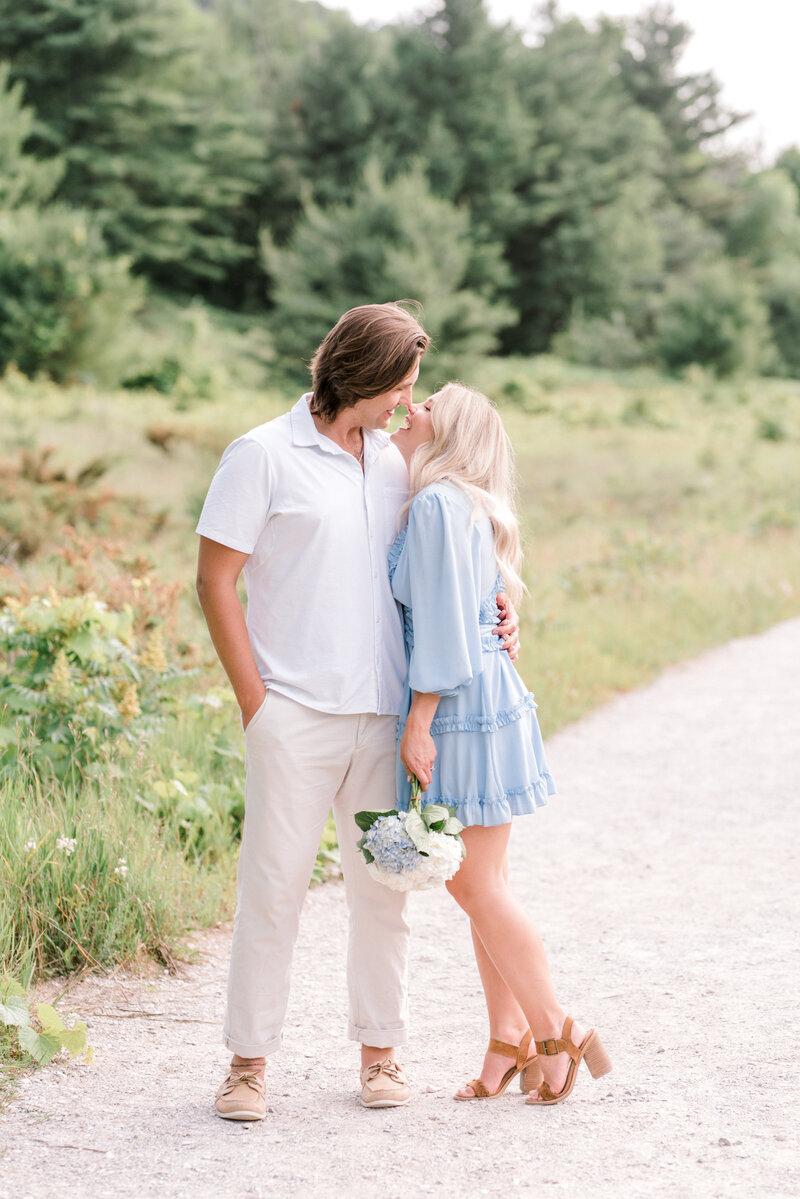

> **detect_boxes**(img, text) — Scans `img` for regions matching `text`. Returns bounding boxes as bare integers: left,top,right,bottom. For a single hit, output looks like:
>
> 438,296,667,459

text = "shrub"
0,205,144,383
762,256,800,378
0,446,166,563
553,309,647,370
0,587,184,781
655,259,772,377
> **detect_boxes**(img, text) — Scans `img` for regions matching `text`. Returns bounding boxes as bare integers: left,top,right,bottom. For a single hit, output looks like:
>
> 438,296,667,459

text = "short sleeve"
195,437,272,554
405,488,483,696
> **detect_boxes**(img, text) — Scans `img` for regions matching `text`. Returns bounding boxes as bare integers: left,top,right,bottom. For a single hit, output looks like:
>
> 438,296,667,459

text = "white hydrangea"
364,815,464,892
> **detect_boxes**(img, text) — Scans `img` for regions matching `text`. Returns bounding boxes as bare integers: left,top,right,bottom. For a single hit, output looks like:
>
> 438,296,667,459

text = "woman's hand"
400,722,437,791
495,592,520,661
400,691,440,790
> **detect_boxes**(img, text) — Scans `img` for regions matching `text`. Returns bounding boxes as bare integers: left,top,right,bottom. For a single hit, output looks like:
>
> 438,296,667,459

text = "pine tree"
617,3,745,213
262,161,513,369
0,62,62,208
502,10,666,353
379,0,532,226
0,0,264,295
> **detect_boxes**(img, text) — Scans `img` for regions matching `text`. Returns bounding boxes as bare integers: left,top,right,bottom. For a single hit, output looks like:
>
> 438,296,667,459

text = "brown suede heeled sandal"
523,1016,612,1106
455,1030,543,1101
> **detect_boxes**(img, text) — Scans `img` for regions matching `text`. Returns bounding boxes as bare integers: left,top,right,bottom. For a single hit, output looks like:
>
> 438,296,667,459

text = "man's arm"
495,593,520,662
196,536,266,729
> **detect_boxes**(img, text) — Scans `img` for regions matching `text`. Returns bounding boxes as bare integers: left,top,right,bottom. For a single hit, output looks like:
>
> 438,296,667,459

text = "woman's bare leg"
447,823,584,1097
455,885,529,1095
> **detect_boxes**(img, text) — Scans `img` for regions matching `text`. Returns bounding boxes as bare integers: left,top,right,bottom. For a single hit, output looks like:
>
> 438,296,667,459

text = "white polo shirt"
196,394,409,716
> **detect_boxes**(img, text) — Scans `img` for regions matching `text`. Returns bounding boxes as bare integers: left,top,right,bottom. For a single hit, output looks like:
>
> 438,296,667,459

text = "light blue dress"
389,481,556,827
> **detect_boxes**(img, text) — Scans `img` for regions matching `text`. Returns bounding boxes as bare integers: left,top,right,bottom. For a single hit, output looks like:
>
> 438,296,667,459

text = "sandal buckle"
540,1038,559,1056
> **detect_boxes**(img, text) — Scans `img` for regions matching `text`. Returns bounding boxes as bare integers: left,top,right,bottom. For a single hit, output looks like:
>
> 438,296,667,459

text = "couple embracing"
195,303,611,1119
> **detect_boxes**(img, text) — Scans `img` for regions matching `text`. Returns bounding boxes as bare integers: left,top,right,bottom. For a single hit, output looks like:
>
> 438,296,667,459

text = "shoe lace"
364,1059,404,1083
223,1070,263,1096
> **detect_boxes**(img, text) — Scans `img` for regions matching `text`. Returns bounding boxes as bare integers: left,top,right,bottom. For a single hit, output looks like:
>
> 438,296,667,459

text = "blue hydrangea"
363,814,419,874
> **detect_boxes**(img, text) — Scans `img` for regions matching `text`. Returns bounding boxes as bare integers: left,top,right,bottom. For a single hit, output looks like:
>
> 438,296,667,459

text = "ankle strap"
535,1017,578,1060
488,1029,532,1069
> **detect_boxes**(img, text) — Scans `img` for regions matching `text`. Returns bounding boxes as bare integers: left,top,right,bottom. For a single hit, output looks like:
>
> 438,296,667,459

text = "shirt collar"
291,393,391,465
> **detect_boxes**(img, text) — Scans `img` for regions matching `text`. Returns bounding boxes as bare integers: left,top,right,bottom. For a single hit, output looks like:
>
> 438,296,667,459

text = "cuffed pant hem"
348,1023,408,1048
222,1031,282,1058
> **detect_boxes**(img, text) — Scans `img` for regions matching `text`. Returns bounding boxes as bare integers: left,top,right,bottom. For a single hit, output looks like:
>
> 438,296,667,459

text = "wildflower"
113,858,128,878
56,837,77,855
139,627,168,674
48,648,73,705
117,683,141,721
24,839,37,851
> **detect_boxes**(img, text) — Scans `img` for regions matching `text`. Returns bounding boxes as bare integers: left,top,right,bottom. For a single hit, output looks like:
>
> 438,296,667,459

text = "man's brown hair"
310,302,430,422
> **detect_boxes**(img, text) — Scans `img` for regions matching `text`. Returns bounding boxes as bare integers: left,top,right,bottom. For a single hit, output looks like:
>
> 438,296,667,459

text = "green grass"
1,355,799,990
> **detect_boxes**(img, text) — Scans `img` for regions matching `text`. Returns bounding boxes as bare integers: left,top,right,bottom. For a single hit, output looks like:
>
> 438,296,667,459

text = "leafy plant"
1,976,90,1067
0,588,185,780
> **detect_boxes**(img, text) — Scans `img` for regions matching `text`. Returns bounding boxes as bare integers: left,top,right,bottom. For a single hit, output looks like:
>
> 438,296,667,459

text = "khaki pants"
223,689,410,1057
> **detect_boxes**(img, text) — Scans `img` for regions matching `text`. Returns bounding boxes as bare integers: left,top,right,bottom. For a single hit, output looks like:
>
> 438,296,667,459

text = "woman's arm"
196,536,266,729
399,691,440,790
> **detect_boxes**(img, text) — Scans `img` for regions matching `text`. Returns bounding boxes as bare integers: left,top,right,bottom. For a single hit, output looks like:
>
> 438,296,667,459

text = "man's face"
352,359,420,430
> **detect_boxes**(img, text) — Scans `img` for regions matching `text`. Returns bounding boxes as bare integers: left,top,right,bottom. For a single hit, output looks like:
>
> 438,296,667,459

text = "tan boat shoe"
360,1058,412,1108
214,1066,267,1121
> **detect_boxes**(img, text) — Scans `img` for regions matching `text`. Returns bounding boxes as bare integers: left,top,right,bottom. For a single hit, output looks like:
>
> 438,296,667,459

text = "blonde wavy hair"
405,382,526,604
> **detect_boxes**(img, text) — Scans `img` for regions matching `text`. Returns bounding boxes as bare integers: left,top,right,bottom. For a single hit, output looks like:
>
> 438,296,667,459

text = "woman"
389,383,612,1105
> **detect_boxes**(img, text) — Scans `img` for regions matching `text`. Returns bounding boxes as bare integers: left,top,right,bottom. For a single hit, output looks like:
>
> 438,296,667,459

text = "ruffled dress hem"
397,770,556,829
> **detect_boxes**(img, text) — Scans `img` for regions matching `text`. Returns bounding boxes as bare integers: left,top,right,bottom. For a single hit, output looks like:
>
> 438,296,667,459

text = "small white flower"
56,837,77,855
25,839,37,851
171,779,188,796
113,862,128,877
202,694,223,710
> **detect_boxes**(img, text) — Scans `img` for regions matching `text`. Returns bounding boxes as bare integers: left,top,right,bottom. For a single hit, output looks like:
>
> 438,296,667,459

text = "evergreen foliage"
0,205,144,381
0,63,62,208
502,11,666,352
0,63,143,380
617,3,745,212
263,161,513,368
0,0,264,292
0,0,796,376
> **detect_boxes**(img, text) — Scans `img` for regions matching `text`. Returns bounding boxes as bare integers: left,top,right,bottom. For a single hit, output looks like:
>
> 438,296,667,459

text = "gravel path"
2,620,799,1199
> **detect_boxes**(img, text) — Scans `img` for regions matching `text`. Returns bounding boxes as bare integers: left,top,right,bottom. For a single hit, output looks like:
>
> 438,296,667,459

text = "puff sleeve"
404,488,484,696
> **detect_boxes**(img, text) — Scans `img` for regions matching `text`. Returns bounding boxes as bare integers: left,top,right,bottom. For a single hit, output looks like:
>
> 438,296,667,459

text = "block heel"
525,1016,612,1106
518,1061,543,1094
583,1030,612,1079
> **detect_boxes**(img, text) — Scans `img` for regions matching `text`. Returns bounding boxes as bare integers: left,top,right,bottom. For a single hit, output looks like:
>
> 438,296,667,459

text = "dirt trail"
1,619,799,1199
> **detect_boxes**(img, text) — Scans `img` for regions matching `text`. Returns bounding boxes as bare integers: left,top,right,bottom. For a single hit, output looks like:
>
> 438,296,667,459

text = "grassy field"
1,356,798,990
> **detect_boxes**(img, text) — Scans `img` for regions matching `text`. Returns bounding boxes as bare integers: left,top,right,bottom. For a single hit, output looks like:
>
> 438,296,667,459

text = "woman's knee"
446,870,503,916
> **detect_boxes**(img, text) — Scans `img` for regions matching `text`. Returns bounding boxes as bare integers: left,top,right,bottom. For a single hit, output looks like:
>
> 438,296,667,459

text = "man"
196,302,517,1119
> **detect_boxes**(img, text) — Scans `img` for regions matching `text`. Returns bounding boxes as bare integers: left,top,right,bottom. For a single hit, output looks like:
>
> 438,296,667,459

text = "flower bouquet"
354,777,466,892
